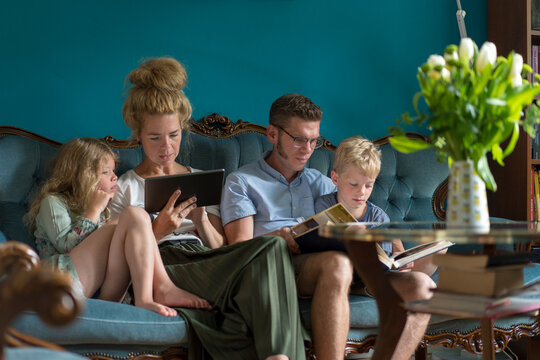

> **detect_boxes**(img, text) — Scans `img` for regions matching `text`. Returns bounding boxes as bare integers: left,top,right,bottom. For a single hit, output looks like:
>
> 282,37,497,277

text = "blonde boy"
316,135,443,274
315,135,393,255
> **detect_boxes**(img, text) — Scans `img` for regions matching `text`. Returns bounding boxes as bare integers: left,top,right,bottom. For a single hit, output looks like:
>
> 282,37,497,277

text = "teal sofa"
1,114,540,359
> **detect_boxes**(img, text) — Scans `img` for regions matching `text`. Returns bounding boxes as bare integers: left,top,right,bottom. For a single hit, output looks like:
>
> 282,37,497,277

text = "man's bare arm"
224,216,255,244
225,217,300,254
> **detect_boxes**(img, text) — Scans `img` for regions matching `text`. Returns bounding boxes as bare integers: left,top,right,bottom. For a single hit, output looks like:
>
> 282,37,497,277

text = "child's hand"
153,190,197,241
86,187,114,223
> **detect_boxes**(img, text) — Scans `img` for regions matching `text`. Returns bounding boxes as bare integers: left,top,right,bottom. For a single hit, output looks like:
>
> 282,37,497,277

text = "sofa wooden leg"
414,346,427,360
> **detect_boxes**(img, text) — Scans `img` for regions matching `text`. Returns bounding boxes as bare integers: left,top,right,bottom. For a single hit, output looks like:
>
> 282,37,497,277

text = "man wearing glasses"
221,93,351,359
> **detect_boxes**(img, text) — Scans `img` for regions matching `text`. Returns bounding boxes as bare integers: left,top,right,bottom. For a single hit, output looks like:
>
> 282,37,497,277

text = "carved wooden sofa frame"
1,114,539,359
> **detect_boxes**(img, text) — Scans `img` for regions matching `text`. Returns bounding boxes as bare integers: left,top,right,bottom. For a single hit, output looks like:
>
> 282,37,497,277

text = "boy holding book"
315,135,442,288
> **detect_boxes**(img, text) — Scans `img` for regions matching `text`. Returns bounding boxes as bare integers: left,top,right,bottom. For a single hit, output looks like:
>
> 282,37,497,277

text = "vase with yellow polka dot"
447,160,490,231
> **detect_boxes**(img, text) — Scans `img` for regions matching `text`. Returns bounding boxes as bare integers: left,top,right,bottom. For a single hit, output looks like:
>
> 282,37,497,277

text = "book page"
290,218,319,237
375,243,393,269
392,240,454,269
393,242,443,260
291,203,356,238
323,204,357,223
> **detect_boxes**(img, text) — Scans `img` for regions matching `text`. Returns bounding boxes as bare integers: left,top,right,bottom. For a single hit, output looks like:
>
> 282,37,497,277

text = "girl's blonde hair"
122,57,193,136
26,138,118,230
333,135,381,178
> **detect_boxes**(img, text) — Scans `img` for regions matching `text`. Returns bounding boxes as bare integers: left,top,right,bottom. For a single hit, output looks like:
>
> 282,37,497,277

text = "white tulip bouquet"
390,38,540,191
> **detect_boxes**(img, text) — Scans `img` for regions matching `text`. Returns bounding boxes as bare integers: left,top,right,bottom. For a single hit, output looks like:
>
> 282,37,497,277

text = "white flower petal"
459,38,474,62
428,54,446,68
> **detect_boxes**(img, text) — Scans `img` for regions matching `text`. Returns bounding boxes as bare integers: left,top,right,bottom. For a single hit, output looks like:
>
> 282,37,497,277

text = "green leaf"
501,123,520,158
491,144,503,165
476,156,497,191
388,136,431,153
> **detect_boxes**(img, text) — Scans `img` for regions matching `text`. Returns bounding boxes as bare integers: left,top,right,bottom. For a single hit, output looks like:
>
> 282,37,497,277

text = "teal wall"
1,0,487,145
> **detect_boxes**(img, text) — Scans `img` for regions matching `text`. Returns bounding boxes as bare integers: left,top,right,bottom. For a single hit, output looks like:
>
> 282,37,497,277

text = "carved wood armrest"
0,242,85,359
0,241,40,276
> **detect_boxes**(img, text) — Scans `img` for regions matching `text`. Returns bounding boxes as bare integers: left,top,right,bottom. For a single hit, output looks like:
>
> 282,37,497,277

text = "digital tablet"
144,169,225,213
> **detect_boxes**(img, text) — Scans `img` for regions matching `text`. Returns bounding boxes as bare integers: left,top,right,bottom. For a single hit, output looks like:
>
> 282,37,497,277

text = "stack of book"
435,252,532,297
411,252,540,317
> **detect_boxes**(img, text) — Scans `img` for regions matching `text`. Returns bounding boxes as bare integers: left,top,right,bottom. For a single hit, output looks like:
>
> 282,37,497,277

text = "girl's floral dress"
34,195,107,296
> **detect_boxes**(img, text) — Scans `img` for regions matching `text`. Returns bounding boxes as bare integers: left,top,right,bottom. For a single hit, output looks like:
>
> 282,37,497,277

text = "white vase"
446,160,490,231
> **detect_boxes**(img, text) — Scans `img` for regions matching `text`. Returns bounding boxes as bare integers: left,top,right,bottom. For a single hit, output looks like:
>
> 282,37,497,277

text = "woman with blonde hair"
109,57,309,360
27,137,210,318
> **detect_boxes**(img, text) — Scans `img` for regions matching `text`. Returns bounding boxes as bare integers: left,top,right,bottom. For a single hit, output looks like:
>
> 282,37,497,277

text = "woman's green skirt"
160,235,310,360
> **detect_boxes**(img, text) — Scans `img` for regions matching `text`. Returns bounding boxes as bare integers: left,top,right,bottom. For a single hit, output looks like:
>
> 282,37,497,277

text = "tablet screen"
144,169,225,213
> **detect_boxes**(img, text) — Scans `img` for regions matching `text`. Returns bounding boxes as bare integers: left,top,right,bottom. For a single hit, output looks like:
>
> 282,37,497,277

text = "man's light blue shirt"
221,153,336,237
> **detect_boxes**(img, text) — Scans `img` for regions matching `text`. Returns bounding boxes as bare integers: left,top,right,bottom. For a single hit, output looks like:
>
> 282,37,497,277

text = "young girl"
26,137,210,317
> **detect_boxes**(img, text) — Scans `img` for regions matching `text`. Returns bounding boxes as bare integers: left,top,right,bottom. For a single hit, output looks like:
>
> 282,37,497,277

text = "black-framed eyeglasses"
276,125,324,149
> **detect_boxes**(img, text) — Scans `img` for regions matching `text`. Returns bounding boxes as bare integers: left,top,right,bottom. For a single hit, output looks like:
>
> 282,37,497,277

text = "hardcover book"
405,296,540,318
432,252,533,269
427,290,512,313
437,264,527,297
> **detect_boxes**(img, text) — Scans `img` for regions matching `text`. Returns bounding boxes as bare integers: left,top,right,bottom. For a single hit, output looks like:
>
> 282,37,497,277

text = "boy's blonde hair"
333,135,381,178
122,57,192,137
26,138,118,230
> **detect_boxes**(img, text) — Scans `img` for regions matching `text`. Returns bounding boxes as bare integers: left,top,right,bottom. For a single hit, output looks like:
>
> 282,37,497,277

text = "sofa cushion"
5,348,88,360
0,135,58,206
0,202,33,246
12,298,188,346
371,147,448,222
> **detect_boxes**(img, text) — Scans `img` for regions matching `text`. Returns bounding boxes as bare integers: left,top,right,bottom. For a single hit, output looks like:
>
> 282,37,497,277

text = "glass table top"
318,221,540,244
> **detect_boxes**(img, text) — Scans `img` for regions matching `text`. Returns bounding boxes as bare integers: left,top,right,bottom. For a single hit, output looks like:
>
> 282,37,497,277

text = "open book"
290,202,357,238
291,202,454,270
376,240,454,270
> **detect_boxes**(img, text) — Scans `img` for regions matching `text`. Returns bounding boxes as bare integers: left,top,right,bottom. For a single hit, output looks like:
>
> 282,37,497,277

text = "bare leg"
71,220,122,298
386,271,434,360
296,252,353,360
73,206,209,316
266,356,288,360
113,207,210,314
96,215,130,302
152,239,212,310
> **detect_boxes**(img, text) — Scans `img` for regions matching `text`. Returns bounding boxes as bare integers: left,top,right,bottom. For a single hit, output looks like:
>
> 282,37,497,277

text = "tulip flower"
510,53,523,75
444,45,458,62
441,67,451,82
476,42,497,72
459,38,474,62
427,54,445,68
509,72,523,88
390,38,540,192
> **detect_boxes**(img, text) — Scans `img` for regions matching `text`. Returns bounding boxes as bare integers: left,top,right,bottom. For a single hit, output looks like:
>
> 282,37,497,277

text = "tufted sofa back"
0,114,448,249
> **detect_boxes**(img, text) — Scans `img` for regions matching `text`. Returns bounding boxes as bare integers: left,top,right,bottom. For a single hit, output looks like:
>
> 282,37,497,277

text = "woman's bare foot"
155,282,212,310
135,300,178,317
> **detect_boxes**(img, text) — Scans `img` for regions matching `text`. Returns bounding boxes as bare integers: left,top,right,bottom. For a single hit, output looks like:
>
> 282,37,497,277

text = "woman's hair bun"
128,57,187,91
